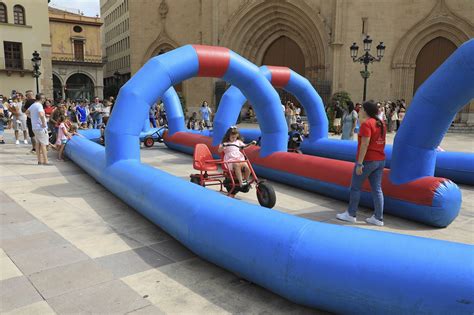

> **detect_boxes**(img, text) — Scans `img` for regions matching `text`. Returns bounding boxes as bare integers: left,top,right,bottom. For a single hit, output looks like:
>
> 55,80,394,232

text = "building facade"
49,7,103,101
0,0,52,97
101,0,473,121
100,0,130,97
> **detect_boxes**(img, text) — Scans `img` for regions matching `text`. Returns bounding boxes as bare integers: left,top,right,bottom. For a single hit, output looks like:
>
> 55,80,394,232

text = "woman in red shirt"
337,101,386,226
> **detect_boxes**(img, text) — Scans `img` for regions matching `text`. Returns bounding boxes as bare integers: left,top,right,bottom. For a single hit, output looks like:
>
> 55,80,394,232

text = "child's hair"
58,115,66,122
222,126,243,143
70,124,78,133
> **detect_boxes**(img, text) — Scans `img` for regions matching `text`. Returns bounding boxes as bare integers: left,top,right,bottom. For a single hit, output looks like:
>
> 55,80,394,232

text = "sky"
49,0,101,17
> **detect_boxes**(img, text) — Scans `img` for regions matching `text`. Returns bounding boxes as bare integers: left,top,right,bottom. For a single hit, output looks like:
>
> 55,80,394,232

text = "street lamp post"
31,51,42,94
350,35,386,102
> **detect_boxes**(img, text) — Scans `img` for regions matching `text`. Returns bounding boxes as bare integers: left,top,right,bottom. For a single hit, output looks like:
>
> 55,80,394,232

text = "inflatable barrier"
212,63,474,185
164,132,461,227
66,44,474,313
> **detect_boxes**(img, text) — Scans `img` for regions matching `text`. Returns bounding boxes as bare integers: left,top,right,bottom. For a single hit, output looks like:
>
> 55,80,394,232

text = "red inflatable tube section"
165,132,446,206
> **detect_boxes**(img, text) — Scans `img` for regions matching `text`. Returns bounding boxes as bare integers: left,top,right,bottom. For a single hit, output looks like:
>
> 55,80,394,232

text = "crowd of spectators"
327,99,407,140
0,90,116,162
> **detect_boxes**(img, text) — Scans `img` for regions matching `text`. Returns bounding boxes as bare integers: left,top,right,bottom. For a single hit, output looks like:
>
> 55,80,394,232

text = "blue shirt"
200,106,210,121
76,106,87,123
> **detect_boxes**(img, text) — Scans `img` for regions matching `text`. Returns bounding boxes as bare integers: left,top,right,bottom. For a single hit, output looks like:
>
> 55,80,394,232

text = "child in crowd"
56,115,71,161
218,126,256,188
187,112,198,130
0,105,6,144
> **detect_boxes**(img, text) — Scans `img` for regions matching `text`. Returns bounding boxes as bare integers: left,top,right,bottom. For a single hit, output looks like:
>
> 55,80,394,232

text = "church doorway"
413,37,469,122
262,36,306,113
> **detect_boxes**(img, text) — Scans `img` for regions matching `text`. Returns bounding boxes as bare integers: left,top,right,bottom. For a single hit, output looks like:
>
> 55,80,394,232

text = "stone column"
329,0,345,94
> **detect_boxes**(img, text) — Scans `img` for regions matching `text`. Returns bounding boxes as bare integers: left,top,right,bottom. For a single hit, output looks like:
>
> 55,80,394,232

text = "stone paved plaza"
1,126,473,314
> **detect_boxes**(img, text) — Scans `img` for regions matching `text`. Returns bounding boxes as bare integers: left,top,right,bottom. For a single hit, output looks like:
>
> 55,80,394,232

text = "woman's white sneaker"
366,216,384,226
336,211,356,223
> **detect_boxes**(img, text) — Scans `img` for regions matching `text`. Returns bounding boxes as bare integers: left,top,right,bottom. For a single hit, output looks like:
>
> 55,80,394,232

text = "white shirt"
28,102,46,130
13,102,26,118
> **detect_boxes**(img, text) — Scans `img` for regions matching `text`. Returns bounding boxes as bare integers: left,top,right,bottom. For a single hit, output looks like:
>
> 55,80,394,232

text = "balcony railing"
52,55,103,64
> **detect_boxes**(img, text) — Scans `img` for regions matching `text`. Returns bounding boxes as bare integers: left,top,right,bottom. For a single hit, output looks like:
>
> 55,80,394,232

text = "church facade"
101,0,473,121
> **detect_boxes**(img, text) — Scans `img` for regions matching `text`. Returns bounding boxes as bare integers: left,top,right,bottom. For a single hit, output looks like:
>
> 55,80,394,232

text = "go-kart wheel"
256,181,276,208
190,176,201,186
144,137,154,147
223,178,237,194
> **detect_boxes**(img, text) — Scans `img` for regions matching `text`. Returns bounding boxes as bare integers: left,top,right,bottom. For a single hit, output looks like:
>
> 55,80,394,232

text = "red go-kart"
189,143,276,208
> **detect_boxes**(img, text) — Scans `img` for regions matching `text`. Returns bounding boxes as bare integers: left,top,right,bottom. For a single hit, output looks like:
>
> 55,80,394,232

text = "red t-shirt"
44,106,53,116
356,118,386,161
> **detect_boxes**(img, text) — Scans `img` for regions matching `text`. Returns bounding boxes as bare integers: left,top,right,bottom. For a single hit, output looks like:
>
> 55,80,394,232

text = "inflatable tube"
67,45,474,313
213,66,326,146
165,132,461,227
300,139,474,185
78,128,166,143
66,134,474,314
213,62,474,185
391,39,474,184
106,45,286,162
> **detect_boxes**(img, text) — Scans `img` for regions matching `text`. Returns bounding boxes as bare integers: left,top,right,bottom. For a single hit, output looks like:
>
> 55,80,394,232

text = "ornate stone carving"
159,0,169,19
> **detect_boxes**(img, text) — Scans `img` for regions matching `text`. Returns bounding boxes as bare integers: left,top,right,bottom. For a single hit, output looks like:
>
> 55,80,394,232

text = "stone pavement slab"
126,304,165,315
95,246,174,278
0,249,23,281
47,280,150,314
1,231,69,256
2,301,56,315
0,220,51,241
9,243,89,275
0,276,43,313
149,239,197,262
121,225,172,246
28,259,114,299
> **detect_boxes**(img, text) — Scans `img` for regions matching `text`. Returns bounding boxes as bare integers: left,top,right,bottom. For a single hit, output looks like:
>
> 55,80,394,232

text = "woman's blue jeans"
348,160,385,220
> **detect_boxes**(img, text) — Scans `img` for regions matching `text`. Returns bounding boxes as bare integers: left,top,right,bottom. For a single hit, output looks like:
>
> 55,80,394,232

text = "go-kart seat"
193,144,218,171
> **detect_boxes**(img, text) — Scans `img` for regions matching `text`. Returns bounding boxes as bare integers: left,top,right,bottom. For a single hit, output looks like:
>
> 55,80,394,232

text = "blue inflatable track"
66,44,474,313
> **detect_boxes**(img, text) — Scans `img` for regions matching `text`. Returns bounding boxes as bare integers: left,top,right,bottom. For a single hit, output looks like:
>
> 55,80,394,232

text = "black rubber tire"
144,137,155,147
256,181,276,208
190,176,201,186
223,178,236,194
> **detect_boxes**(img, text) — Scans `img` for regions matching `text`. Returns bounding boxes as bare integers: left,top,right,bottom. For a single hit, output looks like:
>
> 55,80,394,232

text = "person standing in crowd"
187,112,198,130
108,96,115,114
75,101,88,129
26,94,49,165
391,103,399,132
199,101,212,129
9,95,29,144
49,103,66,144
102,100,111,125
341,101,358,140
90,97,104,128
149,102,158,128
385,102,393,133
0,102,6,144
333,101,343,135
44,99,54,122
337,100,387,226
3,96,12,129
22,90,37,153
398,107,406,129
